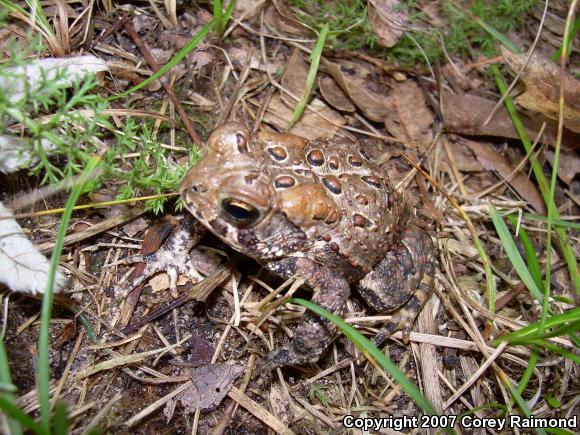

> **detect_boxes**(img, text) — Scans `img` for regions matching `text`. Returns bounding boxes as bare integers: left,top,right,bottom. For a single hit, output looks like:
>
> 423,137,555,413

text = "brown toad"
179,123,436,372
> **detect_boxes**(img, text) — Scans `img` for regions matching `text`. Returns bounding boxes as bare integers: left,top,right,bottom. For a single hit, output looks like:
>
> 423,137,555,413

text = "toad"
178,123,436,372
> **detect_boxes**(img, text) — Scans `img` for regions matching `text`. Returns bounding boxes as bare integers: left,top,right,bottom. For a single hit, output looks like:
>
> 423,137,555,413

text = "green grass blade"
531,339,580,365
490,206,545,305
108,19,217,102
24,0,54,37
492,66,580,294
504,382,547,435
494,307,580,343
288,297,439,416
455,3,520,54
506,321,580,345
517,347,538,394
213,0,223,35
53,402,69,435
506,214,544,292
0,339,22,435
287,24,329,129
38,156,102,430
0,396,47,435
522,214,580,230
551,16,580,62
506,381,546,435
1,0,59,46
220,0,237,33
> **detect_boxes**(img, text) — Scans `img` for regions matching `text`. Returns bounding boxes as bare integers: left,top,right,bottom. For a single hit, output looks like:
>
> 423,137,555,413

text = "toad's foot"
114,215,206,297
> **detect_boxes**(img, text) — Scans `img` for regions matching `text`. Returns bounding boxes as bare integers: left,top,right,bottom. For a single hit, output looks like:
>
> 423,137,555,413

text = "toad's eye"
221,198,262,227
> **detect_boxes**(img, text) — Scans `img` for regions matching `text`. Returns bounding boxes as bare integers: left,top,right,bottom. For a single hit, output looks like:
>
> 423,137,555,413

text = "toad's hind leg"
357,225,435,347
261,258,350,373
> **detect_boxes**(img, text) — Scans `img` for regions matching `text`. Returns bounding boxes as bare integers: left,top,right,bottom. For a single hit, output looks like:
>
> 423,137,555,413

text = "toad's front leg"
115,214,206,296
261,257,350,373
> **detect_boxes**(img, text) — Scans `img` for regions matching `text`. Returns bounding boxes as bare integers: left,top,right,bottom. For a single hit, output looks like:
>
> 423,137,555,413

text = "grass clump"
288,0,542,65
0,37,199,214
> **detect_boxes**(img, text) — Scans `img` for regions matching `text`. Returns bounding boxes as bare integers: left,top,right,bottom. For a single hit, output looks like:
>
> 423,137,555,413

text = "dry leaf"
189,331,215,365
318,75,355,112
233,0,266,21
56,321,77,348
264,94,345,140
322,59,389,122
502,47,580,133
422,3,447,27
464,141,546,214
150,48,174,65
368,0,408,48
263,5,310,36
441,91,580,149
122,217,149,237
228,39,281,74
442,141,483,172
546,149,579,185
188,92,217,108
281,50,309,108
170,364,246,413
385,80,434,149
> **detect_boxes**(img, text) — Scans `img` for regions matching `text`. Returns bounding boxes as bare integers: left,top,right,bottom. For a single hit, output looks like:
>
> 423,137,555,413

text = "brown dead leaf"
502,47,580,133
422,3,446,27
56,321,77,348
318,75,355,112
322,58,389,122
169,364,245,414
189,331,215,365
368,0,408,48
441,90,580,149
464,140,546,214
442,140,483,172
385,80,434,149
546,149,580,185
122,217,149,237
281,50,309,108
150,48,174,66
228,39,281,74
233,0,266,21
264,94,345,140
442,62,485,92
264,4,310,36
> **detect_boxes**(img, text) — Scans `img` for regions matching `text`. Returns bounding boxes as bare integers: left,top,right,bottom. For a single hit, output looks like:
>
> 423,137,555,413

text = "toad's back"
256,132,405,279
